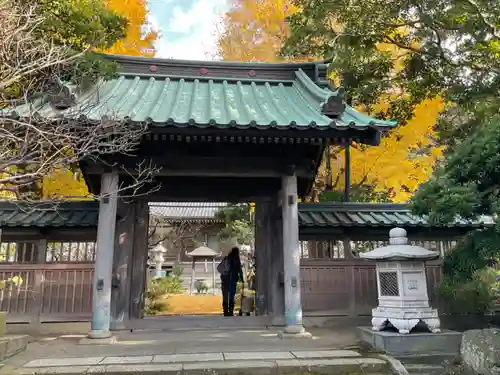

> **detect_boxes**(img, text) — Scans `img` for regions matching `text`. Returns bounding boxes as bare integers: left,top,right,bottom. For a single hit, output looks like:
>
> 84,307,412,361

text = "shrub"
171,265,184,278
151,275,184,295
144,274,184,316
144,296,169,316
438,268,499,314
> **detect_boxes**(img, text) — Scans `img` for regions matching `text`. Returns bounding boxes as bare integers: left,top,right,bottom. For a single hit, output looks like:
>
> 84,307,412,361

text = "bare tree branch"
0,0,160,205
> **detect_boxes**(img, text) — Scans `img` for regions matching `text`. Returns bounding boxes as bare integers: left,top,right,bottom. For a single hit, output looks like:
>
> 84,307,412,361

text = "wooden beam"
83,157,315,179
146,126,381,145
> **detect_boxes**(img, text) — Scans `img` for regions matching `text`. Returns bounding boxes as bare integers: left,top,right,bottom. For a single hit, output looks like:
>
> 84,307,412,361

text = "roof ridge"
102,54,330,70
299,202,410,212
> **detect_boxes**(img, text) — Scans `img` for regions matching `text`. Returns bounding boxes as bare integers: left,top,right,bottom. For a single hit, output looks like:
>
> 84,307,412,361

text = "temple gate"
4,55,398,338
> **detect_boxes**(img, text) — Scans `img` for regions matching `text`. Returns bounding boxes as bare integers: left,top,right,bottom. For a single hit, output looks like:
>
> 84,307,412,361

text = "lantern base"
357,327,462,357
371,307,440,334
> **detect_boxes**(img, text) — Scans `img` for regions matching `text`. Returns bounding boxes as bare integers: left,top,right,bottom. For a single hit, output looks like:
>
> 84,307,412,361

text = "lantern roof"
359,227,439,261
186,246,219,258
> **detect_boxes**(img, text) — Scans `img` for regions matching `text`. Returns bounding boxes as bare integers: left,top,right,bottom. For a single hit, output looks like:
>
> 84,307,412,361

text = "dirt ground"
160,294,223,315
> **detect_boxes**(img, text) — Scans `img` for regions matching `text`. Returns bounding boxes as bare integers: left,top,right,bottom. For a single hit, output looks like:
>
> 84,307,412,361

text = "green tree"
215,204,254,246
409,115,500,281
2,0,127,101
282,0,500,149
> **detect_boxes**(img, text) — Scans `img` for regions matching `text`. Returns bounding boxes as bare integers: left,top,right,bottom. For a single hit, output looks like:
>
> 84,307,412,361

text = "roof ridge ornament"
321,86,346,117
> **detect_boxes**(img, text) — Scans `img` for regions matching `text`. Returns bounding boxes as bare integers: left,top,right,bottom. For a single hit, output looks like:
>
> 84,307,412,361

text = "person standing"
218,247,244,316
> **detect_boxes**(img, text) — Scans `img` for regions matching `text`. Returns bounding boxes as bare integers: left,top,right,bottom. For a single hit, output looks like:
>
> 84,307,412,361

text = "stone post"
88,171,118,340
280,174,311,338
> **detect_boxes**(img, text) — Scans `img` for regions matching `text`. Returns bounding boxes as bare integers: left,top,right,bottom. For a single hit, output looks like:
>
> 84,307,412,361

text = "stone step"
6,350,393,375
404,364,446,374
0,335,29,361
397,353,458,365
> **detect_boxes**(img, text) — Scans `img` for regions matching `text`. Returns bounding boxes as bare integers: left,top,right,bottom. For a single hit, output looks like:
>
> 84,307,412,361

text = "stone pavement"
0,327,396,374
2,349,391,374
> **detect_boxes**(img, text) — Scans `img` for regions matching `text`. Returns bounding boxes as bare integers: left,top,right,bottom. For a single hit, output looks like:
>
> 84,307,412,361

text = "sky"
147,0,229,61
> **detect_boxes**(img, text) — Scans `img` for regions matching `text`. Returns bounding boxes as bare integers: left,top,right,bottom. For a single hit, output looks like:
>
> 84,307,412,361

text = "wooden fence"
0,238,95,323
299,260,443,316
0,237,493,322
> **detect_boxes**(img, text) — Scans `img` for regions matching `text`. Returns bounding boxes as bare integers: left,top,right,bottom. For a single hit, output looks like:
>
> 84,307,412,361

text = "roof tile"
5,71,395,131
298,203,493,228
0,201,492,229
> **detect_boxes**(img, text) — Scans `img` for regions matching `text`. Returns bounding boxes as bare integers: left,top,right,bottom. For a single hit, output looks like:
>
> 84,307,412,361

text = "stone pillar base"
278,325,313,339
87,329,113,339
79,335,117,345
271,315,285,326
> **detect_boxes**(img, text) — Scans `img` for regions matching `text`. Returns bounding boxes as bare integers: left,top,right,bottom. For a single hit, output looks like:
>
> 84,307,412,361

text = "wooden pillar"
254,201,271,315
190,258,196,296
110,199,136,330
30,238,47,328
270,198,285,325
254,202,268,315
129,201,149,320
281,174,309,336
344,139,351,202
89,171,118,339
36,239,47,264
212,257,216,296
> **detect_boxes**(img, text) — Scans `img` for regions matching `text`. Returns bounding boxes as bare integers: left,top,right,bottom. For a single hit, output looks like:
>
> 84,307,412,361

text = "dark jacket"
223,254,244,284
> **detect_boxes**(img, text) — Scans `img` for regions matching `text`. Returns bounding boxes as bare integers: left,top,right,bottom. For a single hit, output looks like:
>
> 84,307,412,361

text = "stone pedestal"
358,327,462,357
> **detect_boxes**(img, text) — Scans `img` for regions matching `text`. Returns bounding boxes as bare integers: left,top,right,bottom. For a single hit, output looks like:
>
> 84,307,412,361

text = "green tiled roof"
0,201,492,230
3,58,396,131
299,203,494,228
0,201,98,228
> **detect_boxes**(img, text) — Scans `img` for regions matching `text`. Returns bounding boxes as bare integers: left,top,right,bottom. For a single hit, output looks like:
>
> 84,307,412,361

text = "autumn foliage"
103,0,157,57
217,0,313,62
217,0,444,203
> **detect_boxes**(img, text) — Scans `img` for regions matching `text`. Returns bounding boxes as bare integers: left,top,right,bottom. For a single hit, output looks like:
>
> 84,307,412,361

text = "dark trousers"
221,276,237,316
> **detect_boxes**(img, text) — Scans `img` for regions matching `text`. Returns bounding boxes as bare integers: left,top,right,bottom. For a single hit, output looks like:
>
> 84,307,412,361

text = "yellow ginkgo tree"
217,0,445,203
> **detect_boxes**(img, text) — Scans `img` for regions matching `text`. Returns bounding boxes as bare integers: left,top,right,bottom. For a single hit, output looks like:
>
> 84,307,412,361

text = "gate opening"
145,202,255,318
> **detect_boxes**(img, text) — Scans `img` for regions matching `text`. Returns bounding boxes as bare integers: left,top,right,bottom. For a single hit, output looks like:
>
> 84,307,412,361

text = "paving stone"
183,361,276,370
87,363,183,374
78,337,117,346
152,352,224,363
16,366,90,374
277,358,360,367
23,357,104,368
276,358,388,374
100,355,153,364
224,351,294,360
183,360,277,375
291,350,361,359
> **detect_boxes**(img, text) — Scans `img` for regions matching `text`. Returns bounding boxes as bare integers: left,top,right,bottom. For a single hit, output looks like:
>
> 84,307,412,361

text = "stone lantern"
360,227,441,334
151,244,166,279
186,246,220,296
